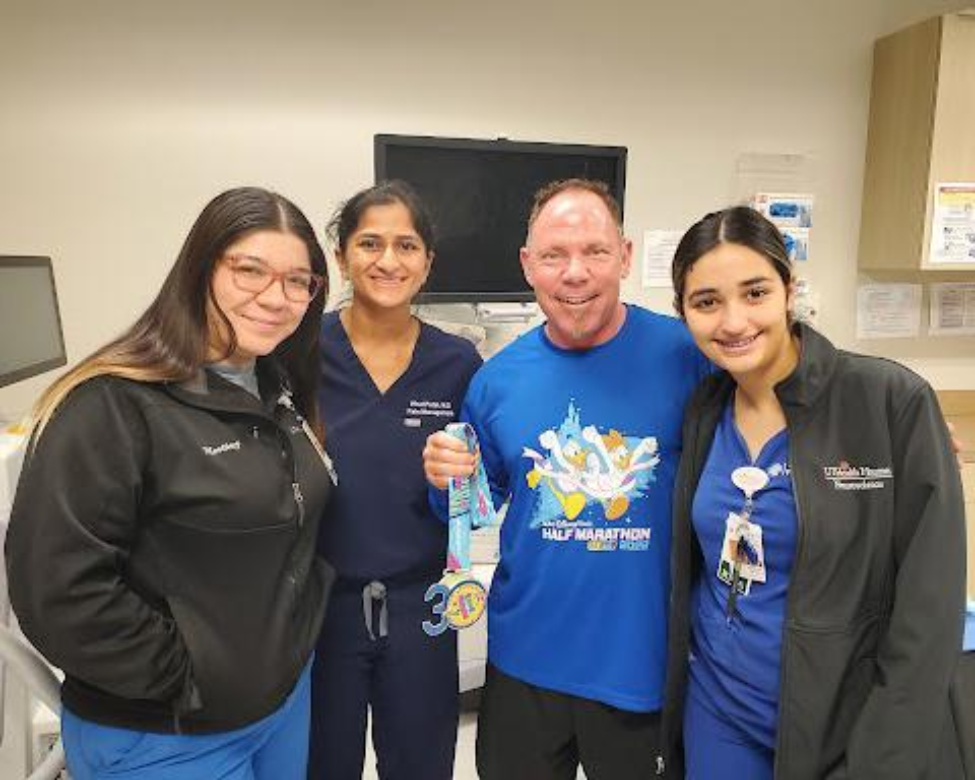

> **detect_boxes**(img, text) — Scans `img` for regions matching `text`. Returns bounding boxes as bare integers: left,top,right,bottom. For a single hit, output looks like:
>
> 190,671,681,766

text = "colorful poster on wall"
752,192,814,262
929,183,975,265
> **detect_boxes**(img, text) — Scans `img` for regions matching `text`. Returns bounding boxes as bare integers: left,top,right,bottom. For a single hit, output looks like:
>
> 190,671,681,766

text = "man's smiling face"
520,188,632,350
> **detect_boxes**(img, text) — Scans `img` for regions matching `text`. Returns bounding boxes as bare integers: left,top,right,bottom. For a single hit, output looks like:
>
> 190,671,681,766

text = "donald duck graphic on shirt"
523,402,660,529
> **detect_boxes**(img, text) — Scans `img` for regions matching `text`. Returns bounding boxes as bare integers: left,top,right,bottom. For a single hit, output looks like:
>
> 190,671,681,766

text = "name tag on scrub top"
717,466,769,598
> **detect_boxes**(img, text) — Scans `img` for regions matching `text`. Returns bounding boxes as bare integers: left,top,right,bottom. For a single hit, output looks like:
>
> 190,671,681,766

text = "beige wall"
1,0,973,417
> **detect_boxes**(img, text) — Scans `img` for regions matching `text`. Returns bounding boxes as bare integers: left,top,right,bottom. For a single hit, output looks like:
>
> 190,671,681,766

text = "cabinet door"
923,13,975,270
859,17,941,271
859,13,975,271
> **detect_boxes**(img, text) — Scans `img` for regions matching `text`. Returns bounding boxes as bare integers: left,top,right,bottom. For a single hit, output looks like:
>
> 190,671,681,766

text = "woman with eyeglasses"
308,181,482,780
658,207,966,779
6,187,336,780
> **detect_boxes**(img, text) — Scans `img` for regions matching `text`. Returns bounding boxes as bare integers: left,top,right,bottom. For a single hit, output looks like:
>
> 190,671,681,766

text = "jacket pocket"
779,611,881,776
154,520,304,729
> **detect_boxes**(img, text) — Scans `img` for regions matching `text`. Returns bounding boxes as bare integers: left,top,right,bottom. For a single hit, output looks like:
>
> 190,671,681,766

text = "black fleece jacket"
660,324,966,779
6,362,335,733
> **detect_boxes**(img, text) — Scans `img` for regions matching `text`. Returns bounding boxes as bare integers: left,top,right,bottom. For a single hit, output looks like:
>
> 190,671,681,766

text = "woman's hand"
947,421,967,470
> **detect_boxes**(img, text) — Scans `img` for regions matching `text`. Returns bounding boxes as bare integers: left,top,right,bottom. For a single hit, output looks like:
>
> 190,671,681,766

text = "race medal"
422,571,488,636
423,423,498,637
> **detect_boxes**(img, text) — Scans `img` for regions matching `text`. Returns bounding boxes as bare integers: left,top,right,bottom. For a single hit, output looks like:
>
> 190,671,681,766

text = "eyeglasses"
223,254,324,303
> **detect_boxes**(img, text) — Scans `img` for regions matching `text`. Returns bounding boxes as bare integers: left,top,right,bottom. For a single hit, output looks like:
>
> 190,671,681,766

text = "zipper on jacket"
292,481,304,527
773,439,806,776
270,389,306,531
657,392,716,777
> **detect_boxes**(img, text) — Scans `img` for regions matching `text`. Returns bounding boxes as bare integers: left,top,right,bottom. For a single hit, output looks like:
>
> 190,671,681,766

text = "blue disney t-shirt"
461,306,709,712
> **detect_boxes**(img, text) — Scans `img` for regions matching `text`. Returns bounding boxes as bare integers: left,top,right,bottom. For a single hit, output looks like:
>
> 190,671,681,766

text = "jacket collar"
774,321,837,411
165,356,291,416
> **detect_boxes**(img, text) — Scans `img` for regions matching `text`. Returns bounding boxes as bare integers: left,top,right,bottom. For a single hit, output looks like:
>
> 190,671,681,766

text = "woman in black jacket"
6,187,336,779
659,206,966,779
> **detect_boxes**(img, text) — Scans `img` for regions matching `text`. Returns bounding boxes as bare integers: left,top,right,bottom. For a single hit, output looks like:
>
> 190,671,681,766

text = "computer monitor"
0,256,67,389
374,135,628,303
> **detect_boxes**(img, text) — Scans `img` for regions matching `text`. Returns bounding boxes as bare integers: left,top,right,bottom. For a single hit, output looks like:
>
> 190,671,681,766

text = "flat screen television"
374,135,627,303
0,256,67,389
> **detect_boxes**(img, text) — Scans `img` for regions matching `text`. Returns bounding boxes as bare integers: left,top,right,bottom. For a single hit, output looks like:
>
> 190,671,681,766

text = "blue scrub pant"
61,662,312,780
683,684,773,780
308,578,458,780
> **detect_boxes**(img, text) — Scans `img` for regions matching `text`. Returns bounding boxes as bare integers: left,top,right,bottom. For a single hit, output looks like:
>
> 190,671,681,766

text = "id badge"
717,511,767,592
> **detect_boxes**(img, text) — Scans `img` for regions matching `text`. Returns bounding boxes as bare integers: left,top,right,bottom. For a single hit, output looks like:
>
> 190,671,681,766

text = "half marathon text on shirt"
541,522,652,552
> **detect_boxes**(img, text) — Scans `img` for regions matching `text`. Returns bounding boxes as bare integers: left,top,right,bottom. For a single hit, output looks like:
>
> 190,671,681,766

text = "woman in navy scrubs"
309,181,482,779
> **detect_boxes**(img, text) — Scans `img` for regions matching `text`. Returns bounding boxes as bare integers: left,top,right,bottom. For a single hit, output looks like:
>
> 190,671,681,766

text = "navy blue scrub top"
316,311,482,582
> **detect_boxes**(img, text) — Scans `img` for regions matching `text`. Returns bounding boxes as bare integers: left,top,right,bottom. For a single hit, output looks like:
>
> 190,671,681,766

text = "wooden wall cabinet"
859,11,975,271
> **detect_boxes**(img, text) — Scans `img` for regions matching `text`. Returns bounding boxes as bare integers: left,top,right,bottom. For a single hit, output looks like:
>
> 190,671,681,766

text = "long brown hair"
32,187,328,440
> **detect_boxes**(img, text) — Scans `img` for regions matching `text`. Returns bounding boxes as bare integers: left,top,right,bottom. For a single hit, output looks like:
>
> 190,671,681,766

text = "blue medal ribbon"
444,422,498,572
422,423,498,636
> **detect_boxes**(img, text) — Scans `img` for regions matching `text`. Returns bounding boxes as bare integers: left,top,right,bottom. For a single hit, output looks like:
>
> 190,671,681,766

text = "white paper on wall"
641,229,682,289
929,282,975,336
856,283,922,339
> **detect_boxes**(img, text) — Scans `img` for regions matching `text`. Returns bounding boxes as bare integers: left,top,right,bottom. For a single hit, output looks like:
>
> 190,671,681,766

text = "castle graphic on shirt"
522,402,660,541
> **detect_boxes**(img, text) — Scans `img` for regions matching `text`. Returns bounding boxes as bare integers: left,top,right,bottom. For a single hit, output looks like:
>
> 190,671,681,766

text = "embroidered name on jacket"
201,440,242,456
822,461,893,491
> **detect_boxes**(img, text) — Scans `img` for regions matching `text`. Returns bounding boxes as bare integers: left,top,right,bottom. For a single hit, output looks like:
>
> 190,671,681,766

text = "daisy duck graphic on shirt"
522,402,660,552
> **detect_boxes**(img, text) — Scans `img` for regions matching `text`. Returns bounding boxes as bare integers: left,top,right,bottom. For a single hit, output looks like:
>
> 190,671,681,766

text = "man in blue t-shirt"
424,179,709,780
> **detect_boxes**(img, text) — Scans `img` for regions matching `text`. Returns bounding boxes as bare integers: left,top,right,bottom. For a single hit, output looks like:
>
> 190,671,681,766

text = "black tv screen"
374,135,627,303
0,256,67,388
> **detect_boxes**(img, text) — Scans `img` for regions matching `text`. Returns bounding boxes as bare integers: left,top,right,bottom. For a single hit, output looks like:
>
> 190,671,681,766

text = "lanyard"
724,466,769,620
445,422,499,572
422,422,499,637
